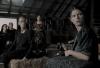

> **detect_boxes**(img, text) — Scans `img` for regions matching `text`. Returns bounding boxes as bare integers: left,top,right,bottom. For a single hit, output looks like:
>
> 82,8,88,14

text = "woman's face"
3,25,7,32
18,17,26,28
70,9,84,26
35,21,43,29
9,23,13,29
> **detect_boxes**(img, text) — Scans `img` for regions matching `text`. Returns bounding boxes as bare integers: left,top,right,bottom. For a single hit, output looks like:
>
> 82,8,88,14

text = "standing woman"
46,6,98,68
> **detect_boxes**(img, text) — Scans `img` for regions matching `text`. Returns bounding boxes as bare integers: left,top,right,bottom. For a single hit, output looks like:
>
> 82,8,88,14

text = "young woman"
46,6,98,68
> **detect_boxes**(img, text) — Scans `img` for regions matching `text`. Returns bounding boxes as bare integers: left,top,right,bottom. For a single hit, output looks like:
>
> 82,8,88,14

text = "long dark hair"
68,5,89,29
68,5,85,17
1,24,8,33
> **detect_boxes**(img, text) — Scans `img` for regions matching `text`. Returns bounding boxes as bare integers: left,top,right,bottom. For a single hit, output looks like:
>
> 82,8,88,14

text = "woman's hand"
64,50,73,56
22,57,27,60
68,40,74,44
65,50,89,60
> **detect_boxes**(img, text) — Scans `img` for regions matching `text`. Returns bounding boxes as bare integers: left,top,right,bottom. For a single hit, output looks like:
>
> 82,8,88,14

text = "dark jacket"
26,29,47,58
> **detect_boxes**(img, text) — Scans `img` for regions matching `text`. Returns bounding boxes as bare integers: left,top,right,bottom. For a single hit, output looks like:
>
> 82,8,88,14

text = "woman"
26,15,47,58
0,24,10,54
46,6,98,68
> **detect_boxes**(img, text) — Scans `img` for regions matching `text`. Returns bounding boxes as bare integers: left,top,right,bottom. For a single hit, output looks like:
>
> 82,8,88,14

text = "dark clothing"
26,29,47,58
73,27,98,62
13,30,31,51
32,30,46,49
0,32,10,54
0,30,31,63
46,27,98,68
8,29,16,42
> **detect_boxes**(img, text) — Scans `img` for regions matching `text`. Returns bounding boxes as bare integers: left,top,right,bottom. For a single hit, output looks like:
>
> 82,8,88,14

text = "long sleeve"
7,31,18,52
74,28,98,62
24,30,32,58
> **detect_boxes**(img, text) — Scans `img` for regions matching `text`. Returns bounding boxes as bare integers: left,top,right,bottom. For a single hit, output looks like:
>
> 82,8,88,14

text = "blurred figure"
8,22,15,30
8,22,16,45
0,16,31,68
26,15,47,58
1,24,8,33
0,24,10,55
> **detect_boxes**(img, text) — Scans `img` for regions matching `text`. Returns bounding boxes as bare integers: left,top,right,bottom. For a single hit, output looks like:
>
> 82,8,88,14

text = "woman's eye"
73,15,75,17
79,13,83,15
72,15,76,18
71,15,75,18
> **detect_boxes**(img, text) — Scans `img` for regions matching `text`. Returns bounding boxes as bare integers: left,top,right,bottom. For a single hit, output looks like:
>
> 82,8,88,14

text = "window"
0,18,17,31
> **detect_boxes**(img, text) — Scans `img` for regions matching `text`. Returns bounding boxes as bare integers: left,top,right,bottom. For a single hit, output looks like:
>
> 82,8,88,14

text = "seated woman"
26,15,47,58
45,6,98,68
0,16,31,67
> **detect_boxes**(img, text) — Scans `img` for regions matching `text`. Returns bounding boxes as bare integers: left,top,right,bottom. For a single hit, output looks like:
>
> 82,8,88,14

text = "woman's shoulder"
82,27,97,38
82,27,94,33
